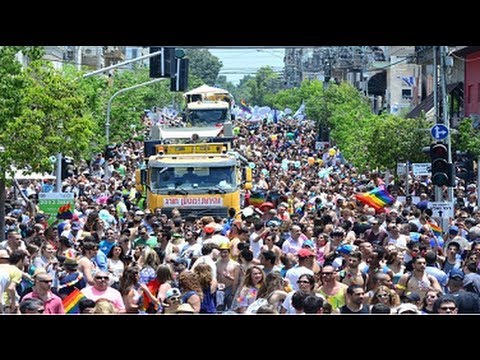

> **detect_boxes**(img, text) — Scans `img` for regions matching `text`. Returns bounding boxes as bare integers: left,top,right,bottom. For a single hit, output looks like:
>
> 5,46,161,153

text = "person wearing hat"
445,269,480,313
165,232,186,258
403,291,421,308
162,287,182,314
202,223,216,241
285,248,315,291
56,257,86,299
175,302,196,314
443,227,469,255
395,302,420,314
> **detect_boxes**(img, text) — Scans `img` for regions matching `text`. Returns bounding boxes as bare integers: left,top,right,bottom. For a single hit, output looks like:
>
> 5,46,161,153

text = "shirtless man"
216,243,241,312
396,256,442,302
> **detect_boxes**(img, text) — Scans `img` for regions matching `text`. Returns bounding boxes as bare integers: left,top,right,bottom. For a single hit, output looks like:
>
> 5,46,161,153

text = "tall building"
284,48,303,88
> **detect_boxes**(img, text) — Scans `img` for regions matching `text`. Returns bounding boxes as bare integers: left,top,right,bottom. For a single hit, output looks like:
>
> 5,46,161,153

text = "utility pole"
83,50,163,79
440,46,454,203
55,153,62,192
75,46,82,71
433,46,443,203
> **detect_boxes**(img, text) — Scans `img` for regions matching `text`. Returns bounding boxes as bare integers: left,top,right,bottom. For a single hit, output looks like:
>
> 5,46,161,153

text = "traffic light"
61,157,75,180
149,47,175,78
105,144,116,160
455,151,475,182
430,142,454,187
170,58,189,92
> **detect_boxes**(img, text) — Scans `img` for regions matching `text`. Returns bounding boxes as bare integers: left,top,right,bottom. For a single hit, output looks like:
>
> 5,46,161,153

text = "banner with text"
163,197,223,207
38,192,75,225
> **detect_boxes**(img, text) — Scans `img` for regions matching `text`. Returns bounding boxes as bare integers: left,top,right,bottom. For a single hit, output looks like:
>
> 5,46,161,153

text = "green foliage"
106,66,182,144
245,67,282,105
0,59,96,178
456,118,480,157
365,115,431,170
215,75,237,98
267,79,432,171
0,47,28,133
185,49,222,86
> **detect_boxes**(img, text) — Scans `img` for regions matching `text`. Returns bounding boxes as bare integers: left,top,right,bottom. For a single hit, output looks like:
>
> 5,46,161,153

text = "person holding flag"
293,101,306,120
239,99,252,114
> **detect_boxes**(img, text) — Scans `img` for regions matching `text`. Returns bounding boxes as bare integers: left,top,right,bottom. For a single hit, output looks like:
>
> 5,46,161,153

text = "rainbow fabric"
57,203,73,220
62,288,86,314
427,221,442,237
248,192,265,208
239,99,252,114
355,187,395,212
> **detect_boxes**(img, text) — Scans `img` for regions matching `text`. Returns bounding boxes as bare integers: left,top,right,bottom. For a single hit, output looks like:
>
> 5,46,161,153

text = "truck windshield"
188,109,228,127
151,166,236,191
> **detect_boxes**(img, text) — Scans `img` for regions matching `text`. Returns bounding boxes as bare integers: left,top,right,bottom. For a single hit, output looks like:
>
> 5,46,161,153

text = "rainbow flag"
239,99,252,114
248,192,265,208
355,187,395,212
57,203,73,220
62,288,86,314
427,221,442,237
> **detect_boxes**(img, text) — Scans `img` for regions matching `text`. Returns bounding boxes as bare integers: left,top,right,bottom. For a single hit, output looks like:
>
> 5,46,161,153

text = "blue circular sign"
431,124,449,140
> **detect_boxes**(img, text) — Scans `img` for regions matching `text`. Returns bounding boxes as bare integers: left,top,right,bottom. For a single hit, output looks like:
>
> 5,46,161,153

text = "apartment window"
468,84,473,103
402,89,412,99
132,49,138,58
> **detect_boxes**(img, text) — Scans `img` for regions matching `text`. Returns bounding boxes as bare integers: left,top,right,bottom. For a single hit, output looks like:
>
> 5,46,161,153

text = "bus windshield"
187,109,228,127
151,166,236,191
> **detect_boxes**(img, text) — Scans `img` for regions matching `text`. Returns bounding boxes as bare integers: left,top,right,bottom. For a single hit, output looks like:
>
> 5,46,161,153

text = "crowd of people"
1,113,480,315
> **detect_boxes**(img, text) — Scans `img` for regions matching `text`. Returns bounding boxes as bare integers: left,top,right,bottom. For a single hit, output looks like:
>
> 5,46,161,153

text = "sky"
208,48,285,85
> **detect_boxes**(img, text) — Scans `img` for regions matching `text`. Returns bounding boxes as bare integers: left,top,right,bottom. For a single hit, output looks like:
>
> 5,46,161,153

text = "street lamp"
104,77,166,177
0,145,5,242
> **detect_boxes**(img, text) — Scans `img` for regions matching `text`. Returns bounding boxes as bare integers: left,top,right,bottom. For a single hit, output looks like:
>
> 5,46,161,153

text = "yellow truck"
137,142,252,217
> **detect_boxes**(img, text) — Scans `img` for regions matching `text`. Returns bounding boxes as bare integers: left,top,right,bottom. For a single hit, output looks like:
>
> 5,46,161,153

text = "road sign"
397,162,407,175
431,124,449,140
38,192,75,225
430,201,454,219
412,163,431,176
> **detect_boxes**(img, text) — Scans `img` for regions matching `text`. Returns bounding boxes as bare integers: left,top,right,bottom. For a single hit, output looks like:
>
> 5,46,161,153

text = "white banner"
163,197,223,207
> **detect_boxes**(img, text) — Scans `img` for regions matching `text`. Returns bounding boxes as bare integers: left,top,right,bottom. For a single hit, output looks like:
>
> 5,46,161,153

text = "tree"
246,66,282,106
232,75,254,104
269,79,432,171
365,115,431,171
0,48,101,240
106,66,183,144
215,75,237,97
184,49,222,86
456,118,480,158
0,59,97,173
0,46,31,241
